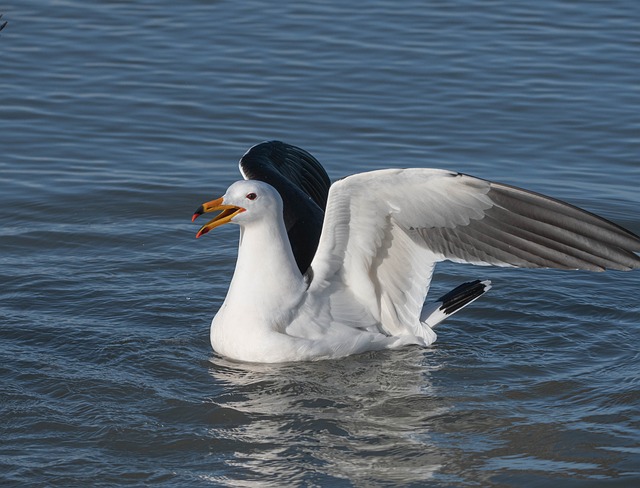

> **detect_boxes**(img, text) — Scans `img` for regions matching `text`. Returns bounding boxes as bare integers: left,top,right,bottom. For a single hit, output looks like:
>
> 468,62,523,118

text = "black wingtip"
437,280,491,315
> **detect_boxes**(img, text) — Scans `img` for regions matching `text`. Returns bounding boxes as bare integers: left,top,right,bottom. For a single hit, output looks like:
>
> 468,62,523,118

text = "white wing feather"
308,169,486,337
309,168,640,338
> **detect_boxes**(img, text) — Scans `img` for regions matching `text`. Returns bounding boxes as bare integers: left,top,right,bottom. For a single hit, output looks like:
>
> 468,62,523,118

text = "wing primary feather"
487,181,640,251
483,207,640,270
419,225,579,269
411,173,640,270
238,141,332,273
240,141,331,209
436,280,491,315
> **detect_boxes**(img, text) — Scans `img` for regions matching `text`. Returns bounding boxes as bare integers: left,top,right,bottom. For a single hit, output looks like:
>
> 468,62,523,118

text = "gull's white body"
204,168,640,363
210,176,435,363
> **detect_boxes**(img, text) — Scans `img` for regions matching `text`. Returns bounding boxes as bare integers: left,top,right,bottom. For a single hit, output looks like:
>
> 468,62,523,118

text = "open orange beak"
192,196,245,238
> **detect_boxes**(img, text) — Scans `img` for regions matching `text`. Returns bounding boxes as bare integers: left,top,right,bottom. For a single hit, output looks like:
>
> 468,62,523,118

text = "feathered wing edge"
419,279,492,328
239,140,331,209
238,141,332,273
417,175,640,271
309,169,640,337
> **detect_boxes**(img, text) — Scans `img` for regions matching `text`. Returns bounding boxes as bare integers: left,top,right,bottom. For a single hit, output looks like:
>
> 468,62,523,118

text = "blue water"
1,1,639,486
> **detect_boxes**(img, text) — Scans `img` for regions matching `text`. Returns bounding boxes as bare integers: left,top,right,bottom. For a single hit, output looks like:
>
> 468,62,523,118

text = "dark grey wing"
239,141,332,273
415,174,640,271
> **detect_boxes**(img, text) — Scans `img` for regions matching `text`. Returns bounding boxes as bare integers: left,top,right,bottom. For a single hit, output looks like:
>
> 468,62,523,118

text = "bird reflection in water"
204,348,447,485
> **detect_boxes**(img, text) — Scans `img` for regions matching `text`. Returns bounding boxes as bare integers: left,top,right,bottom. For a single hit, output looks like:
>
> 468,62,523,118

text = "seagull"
193,142,640,363
232,141,331,274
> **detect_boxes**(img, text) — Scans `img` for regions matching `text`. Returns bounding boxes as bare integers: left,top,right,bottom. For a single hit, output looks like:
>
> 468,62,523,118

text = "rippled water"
1,1,639,486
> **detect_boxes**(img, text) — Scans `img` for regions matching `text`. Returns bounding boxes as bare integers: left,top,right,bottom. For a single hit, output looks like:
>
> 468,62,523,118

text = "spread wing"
239,141,331,273
309,168,640,335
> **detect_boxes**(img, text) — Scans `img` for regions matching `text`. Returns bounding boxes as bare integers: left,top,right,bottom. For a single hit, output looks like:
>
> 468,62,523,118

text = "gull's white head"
192,180,283,238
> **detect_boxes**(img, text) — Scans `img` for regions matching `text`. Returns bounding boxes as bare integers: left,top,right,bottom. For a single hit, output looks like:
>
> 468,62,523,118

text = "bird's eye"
246,192,257,200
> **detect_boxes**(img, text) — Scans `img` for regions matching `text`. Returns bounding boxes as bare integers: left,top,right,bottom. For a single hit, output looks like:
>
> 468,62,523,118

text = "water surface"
1,1,639,486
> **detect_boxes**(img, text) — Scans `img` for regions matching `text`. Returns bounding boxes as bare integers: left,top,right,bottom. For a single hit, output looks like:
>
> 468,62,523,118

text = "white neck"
220,217,307,330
